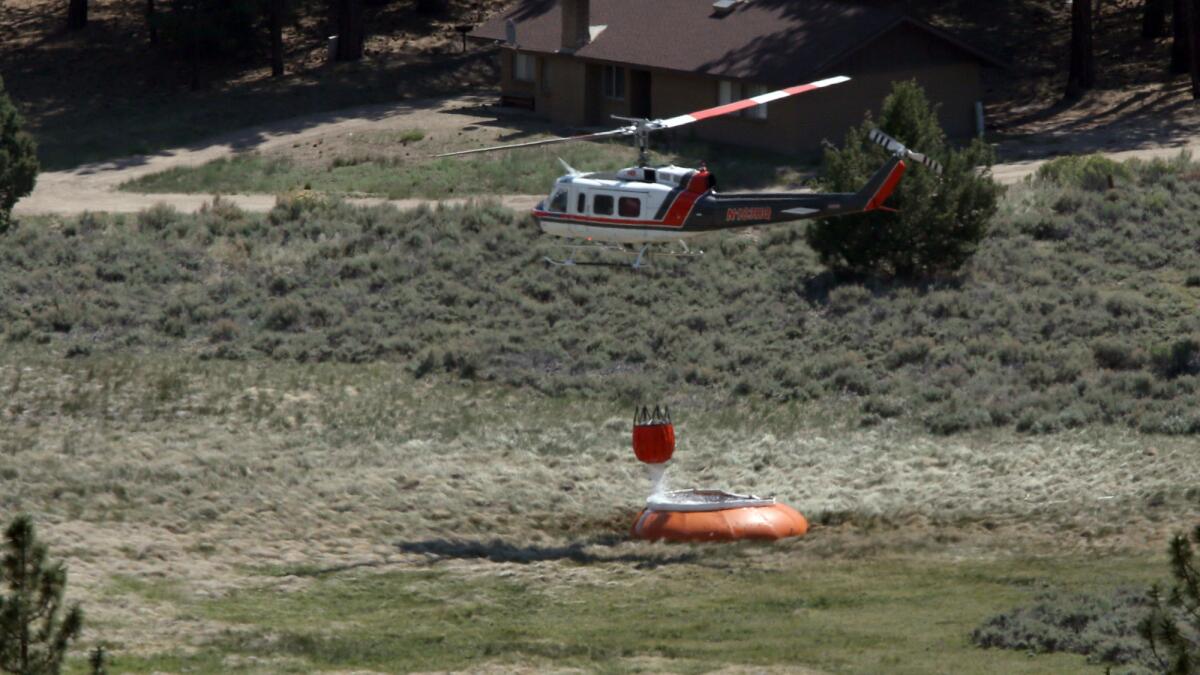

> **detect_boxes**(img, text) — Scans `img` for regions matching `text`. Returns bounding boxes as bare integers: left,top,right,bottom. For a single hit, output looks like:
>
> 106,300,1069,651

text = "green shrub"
0,75,37,234
973,588,1157,670
1035,154,1133,192
807,80,1002,278
1150,337,1200,379
262,299,304,332
137,203,181,232
1092,339,1146,371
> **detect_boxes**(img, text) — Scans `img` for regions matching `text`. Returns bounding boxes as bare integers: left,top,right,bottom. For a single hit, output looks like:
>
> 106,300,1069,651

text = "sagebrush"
5,154,1200,435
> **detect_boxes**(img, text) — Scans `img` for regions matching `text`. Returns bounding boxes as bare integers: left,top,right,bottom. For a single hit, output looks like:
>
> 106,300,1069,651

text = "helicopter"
437,76,942,269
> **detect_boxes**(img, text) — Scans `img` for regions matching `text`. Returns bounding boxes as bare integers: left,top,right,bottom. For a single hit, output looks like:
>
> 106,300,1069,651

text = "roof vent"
711,0,741,17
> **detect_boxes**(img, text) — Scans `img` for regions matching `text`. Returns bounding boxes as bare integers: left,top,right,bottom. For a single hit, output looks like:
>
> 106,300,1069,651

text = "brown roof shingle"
471,0,1002,84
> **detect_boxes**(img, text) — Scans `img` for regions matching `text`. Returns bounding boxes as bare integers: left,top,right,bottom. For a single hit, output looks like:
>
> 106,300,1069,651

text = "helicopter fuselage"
532,158,905,245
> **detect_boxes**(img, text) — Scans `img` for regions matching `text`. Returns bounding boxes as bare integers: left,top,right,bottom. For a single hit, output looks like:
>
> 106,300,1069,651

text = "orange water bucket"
633,406,675,464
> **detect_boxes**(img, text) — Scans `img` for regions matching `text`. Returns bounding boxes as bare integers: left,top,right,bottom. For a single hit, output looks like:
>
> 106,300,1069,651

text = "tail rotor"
868,129,943,175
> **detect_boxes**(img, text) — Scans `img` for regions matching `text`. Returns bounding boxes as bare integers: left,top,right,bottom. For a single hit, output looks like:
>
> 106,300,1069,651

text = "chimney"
561,0,589,51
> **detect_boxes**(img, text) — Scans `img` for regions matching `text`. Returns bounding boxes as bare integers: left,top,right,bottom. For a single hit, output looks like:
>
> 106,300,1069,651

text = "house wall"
825,22,983,142
496,22,985,157
541,55,590,123
498,49,536,102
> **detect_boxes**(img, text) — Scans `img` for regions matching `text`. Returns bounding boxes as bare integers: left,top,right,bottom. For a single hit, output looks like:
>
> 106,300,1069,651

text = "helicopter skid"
543,238,702,270
538,219,704,245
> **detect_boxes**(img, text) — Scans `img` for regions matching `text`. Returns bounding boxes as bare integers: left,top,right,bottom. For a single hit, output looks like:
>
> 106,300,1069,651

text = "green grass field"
85,554,1160,674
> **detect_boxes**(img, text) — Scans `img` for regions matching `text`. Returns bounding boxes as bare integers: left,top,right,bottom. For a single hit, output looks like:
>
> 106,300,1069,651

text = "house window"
618,196,641,218
514,52,535,82
603,66,625,100
594,194,614,215
718,79,740,106
745,84,769,120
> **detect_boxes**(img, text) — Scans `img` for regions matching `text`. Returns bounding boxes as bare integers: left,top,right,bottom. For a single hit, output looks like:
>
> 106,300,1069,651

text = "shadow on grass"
398,536,701,569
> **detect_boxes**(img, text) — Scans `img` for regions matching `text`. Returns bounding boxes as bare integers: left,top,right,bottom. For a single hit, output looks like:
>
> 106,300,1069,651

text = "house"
469,0,1005,158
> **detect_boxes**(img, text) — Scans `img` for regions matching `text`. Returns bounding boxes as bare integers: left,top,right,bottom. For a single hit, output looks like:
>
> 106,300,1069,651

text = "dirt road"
13,93,1200,216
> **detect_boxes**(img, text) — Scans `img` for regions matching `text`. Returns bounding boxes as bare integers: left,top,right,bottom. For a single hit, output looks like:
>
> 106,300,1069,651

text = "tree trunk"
270,0,284,76
1144,0,1168,38
333,0,363,61
1188,0,1200,97
66,0,87,30
190,0,200,90
1173,0,1191,72
146,0,158,45
1067,0,1095,98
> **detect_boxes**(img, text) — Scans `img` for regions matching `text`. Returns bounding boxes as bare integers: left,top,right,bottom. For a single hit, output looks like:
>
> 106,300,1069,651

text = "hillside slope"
3,156,1200,435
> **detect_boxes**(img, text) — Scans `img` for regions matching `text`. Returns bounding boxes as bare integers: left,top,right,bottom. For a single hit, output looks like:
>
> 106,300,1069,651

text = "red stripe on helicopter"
865,160,907,211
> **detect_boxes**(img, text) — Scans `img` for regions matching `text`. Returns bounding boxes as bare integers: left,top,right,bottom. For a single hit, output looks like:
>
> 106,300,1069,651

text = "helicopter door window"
593,194,614,216
618,196,641,218
576,193,586,213
549,190,568,212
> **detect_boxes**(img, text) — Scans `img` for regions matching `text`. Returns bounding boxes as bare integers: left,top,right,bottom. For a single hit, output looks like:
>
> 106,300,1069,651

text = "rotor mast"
611,116,659,166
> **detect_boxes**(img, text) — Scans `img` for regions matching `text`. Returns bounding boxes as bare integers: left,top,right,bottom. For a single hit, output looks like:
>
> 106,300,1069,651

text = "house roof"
471,0,1006,84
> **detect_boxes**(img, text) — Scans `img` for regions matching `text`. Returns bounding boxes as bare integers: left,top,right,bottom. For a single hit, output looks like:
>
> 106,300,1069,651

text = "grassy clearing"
119,134,810,199
79,553,1161,674
1,344,1193,671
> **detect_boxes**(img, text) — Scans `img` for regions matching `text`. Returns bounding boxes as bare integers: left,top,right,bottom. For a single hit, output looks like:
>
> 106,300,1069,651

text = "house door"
630,69,652,118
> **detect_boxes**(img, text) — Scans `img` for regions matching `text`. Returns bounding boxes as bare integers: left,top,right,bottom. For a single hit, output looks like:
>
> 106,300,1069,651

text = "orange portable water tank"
632,406,675,464
631,498,809,542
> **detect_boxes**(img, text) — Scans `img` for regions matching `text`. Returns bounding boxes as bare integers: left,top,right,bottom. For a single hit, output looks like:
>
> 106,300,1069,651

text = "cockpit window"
549,190,568,212
577,193,586,213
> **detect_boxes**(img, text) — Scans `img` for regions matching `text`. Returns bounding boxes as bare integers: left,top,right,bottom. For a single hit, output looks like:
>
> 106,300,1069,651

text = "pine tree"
1141,525,1200,674
0,515,83,675
0,75,38,235
806,81,1002,278
87,646,106,675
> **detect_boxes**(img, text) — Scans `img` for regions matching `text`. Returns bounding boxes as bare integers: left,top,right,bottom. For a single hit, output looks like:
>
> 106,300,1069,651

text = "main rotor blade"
659,76,850,129
433,128,632,158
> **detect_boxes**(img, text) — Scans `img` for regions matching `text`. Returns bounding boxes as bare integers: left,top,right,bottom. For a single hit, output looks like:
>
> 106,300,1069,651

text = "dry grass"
2,345,1197,669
